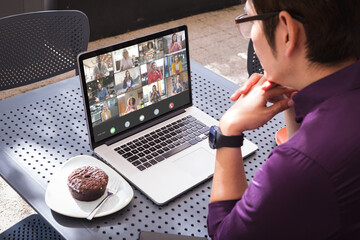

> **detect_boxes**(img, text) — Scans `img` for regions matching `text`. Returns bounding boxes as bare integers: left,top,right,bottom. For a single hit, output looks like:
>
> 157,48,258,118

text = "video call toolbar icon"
110,127,116,134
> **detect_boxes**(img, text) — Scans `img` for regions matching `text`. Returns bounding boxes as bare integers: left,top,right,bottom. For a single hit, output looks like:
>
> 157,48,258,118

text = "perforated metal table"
0,60,284,240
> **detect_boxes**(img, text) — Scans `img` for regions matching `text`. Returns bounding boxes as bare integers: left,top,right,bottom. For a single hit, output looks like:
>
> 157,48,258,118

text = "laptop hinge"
105,108,186,146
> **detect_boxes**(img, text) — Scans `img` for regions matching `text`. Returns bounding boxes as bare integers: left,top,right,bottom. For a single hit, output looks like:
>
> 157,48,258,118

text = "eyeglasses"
235,11,305,39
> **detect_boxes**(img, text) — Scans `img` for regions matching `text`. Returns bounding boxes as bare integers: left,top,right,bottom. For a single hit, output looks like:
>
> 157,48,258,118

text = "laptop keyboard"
114,115,210,171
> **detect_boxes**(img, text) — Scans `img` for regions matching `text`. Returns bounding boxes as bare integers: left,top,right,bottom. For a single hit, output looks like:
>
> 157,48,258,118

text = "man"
93,56,109,80
207,0,360,239
172,74,184,94
147,61,162,84
95,82,109,102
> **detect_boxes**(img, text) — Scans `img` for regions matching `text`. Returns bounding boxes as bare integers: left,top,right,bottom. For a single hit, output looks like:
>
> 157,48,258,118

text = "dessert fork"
86,180,120,220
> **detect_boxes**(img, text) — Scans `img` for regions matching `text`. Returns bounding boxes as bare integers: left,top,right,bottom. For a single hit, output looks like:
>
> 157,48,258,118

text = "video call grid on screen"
79,28,192,144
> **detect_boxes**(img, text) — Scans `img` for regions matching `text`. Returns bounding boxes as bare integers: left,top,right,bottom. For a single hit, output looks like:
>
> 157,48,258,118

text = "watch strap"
216,132,244,148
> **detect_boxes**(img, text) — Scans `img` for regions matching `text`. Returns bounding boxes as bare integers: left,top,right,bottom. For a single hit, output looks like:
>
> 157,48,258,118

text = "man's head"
249,0,360,66
97,83,102,90
123,49,129,58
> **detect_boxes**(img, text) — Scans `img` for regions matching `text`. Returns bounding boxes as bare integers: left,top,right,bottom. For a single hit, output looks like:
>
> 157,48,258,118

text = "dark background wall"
1,0,244,41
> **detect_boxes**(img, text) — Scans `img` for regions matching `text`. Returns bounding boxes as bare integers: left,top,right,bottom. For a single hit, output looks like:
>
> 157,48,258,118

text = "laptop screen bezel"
77,25,193,149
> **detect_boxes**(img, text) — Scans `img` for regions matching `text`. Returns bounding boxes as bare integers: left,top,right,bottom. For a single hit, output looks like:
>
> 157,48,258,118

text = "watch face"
208,126,217,149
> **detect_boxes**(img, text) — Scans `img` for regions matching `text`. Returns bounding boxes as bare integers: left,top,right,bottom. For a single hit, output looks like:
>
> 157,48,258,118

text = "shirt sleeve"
207,146,338,240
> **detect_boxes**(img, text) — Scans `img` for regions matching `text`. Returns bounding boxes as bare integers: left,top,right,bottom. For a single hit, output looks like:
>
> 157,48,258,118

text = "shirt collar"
293,60,360,123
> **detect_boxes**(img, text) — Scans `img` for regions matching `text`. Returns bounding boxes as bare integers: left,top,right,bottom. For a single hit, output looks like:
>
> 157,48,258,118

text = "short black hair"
251,0,360,66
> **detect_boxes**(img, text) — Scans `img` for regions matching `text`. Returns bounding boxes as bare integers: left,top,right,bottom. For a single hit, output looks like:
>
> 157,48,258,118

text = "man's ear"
278,11,300,57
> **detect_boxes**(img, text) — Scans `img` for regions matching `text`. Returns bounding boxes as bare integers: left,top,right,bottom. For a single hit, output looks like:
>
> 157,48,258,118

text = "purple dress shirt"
208,61,360,240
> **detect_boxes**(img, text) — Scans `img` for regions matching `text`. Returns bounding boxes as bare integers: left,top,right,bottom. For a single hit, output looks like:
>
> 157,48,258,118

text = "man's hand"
220,74,295,136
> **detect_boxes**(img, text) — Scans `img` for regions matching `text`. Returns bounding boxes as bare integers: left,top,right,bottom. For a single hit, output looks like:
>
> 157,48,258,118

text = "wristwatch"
208,125,244,149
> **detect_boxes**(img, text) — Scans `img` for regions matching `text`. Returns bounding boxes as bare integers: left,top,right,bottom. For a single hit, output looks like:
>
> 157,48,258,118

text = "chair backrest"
0,10,89,90
247,39,264,76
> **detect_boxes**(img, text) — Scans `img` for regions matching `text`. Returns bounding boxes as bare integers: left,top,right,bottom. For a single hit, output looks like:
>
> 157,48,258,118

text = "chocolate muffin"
67,166,109,201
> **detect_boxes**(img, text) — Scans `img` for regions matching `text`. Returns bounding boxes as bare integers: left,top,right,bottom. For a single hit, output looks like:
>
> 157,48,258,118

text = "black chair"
247,39,264,76
0,10,89,239
0,214,64,240
0,10,89,91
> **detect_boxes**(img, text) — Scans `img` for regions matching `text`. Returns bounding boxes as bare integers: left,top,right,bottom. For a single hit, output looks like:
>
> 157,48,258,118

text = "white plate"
45,155,134,218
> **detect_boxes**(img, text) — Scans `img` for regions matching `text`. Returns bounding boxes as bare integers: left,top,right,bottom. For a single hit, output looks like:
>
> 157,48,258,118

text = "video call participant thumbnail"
95,82,109,102
168,33,182,53
93,56,109,80
147,61,163,84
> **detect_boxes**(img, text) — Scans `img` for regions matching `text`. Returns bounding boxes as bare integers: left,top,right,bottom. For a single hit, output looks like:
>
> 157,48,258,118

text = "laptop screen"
78,25,192,147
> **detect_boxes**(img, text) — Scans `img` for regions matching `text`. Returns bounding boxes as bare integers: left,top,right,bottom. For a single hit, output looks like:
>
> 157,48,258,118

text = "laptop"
77,25,258,205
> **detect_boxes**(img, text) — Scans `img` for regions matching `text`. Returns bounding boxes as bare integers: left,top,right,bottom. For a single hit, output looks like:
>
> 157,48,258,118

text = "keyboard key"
155,156,165,162
131,149,139,154
163,142,191,159
139,158,147,163
132,160,141,166
188,134,195,139
123,147,131,152
128,144,136,149
150,159,158,165
189,139,198,145
184,136,191,141
122,152,133,158
199,127,209,134
128,155,139,162
137,165,146,171
117,149,125,155
144,162,152,168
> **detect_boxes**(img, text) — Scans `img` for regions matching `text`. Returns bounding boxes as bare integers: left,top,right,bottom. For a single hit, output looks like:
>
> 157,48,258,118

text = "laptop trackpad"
173,148,215,178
